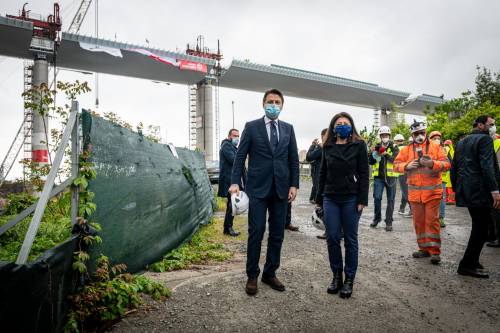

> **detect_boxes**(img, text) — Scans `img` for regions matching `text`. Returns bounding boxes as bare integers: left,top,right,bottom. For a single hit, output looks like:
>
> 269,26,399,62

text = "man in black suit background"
218,128,242,237
229,89,300,295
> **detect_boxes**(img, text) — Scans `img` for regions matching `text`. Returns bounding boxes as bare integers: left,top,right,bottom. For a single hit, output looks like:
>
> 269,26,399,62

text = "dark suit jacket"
231,117,300,200
218,139,237,197
451,130,500,207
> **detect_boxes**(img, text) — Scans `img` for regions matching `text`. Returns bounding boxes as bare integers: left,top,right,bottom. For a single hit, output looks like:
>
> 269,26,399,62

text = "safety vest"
441,145,454,188
394,140,450,203
494,139,500,153
372,146,399,178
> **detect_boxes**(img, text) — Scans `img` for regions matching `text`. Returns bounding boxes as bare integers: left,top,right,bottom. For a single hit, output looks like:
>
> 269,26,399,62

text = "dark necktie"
270,120,278,151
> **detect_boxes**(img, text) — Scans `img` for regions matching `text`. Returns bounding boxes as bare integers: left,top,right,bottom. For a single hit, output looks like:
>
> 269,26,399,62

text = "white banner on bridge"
79,42,123,58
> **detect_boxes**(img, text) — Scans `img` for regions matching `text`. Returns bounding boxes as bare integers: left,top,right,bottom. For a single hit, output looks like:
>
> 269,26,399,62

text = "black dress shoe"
339,278,353,299
457,266,489,278
285,224,299,231
370,220,380,228
327,270,343,294
223,228,240,237
261,276,285,291
487,240,500,247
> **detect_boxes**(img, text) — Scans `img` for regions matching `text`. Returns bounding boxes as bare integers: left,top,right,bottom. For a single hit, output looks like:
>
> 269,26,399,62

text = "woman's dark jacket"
451,129,500,207
316,140,369,206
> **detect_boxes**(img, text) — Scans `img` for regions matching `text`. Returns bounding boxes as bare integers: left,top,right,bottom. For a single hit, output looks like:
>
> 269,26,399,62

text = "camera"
375,144,386,154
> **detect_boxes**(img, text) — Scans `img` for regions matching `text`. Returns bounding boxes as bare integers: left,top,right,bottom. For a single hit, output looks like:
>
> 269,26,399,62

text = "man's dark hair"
321,128,328,136
473,115,493,128
227,128,239,137
263,88,284,104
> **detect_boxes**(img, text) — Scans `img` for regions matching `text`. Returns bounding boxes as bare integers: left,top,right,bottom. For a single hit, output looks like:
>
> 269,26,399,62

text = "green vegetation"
215,195,226,212
0,191,72,262
66,255,171,333
392,66,500,142
148,218,233,272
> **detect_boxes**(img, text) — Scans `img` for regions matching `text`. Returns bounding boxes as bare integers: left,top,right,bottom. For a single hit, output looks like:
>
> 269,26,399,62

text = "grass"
148,210,248,273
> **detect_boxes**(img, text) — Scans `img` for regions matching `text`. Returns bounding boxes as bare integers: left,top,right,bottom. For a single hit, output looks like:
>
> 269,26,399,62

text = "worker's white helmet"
394,134,405,141
378,126,391,136
311,207,325,231
231,191,249,216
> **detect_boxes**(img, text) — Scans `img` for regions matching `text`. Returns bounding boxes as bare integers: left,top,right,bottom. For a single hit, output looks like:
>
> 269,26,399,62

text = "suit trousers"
223,193,234,231
246,185,288,279
460,206,492,268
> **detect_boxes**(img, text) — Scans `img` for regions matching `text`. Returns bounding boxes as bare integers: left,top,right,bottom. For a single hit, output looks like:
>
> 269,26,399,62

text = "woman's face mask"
334,124,352,139
381,137,390,144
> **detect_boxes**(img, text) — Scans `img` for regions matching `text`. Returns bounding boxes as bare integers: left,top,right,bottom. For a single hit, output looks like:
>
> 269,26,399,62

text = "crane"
0,1,93,189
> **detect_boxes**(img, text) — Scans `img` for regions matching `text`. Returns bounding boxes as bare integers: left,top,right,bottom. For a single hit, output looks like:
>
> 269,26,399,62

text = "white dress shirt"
264,116,279,142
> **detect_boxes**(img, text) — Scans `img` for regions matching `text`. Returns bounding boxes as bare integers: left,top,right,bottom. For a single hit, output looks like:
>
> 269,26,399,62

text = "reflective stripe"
409,169,439,175
419,241,441,248
417,233,441,240
408,184,442,190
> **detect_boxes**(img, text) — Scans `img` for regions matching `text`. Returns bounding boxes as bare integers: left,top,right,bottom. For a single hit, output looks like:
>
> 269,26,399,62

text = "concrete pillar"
31,58,49,168
196,82,214,161
380,109,392,128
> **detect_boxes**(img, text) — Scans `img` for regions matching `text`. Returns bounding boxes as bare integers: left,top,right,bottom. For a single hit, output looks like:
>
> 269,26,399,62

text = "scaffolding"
23,61,33,178
214,82,220,149
188,85,197,150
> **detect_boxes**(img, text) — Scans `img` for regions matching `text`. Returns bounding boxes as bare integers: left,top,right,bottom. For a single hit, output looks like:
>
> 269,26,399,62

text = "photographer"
369,126,399,231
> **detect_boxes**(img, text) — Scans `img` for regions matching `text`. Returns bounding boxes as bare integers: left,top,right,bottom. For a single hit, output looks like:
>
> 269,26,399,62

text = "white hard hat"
311,207,325,231
231,191,249,216
394,134,405,141
378,126,391,136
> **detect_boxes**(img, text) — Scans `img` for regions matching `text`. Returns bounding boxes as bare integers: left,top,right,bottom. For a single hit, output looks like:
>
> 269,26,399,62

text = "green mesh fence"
82,111,214,273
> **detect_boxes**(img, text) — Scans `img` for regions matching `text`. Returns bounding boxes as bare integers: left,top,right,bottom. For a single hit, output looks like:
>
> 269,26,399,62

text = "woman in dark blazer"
316,112,369,299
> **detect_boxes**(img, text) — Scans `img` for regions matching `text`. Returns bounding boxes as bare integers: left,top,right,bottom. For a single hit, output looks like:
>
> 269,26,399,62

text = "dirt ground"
111,180,500,333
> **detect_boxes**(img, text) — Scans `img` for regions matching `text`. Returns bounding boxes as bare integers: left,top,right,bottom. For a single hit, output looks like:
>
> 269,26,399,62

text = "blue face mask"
264,104,281,120
231,137,239,146
334,125,352,139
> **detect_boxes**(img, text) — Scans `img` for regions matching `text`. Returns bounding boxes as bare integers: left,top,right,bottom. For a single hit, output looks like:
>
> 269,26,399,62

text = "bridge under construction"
0,1,444,183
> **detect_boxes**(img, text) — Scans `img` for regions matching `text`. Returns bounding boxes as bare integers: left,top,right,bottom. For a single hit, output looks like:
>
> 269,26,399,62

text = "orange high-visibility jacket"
394,139,450,203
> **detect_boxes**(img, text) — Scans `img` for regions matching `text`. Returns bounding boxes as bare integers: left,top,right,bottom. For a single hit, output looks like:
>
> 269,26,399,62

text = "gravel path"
111,181,500,332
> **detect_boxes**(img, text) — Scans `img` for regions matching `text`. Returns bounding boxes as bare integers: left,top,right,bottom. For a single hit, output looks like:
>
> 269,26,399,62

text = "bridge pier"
380,109,392,128
31,57,50,171
195,81,214,161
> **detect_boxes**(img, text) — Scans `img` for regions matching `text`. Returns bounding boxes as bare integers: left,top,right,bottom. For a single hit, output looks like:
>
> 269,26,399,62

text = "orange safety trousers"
410,198,441,255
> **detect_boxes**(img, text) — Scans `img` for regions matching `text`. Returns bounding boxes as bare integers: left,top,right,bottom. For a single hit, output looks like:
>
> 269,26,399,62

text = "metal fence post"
16,103,79,264
71,100,80,226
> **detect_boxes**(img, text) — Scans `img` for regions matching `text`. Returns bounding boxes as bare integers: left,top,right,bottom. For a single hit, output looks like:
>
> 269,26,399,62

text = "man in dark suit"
218,128,242,237
451,115,500,278
230,88,300,295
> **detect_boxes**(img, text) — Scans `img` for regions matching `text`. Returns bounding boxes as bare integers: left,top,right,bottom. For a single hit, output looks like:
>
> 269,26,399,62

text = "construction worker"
394,134,412,218
369,126,399,231
429,131,447,228
394,120,450,265
443,140,456,204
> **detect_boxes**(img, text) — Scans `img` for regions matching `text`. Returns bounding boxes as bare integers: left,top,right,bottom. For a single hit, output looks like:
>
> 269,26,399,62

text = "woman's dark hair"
324,112,363,146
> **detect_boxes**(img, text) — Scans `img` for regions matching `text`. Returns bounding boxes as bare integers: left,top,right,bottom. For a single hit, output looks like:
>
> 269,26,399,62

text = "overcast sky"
1,0,500,179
